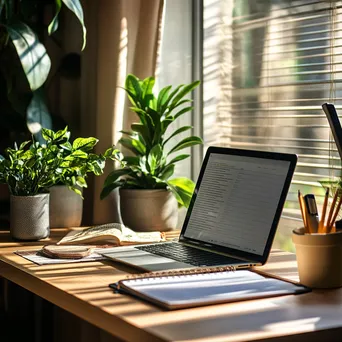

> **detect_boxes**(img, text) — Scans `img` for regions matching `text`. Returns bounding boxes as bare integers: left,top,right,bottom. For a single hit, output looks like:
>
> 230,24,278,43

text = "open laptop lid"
179,147,297,265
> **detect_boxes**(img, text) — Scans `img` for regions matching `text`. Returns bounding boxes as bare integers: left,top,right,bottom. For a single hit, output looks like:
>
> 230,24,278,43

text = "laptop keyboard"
136,242,244,267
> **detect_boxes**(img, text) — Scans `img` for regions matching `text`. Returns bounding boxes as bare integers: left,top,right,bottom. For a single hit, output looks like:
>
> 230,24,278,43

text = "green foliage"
0,0,86,138
101,74,202,208
0,127,122,196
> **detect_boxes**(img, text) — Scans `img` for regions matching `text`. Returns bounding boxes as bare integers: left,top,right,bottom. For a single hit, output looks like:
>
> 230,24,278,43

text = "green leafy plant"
100,74,203,208
0,0,86,144
0,126,122,196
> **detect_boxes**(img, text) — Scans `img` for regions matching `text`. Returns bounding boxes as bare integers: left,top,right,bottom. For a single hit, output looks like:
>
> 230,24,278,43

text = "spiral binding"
123,265,236,281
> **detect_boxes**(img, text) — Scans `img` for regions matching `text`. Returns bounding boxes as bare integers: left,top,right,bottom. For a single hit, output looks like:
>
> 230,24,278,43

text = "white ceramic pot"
49,185,83,228
119,189,178,231
10,194,50,241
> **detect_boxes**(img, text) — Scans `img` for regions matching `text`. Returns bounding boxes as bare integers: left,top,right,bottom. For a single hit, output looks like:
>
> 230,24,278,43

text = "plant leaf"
61,0,87,50
48,0,62,35
164,126,192,146
173,105,194,119
72,137,98,151
168,136,203,155
119,137,146,156
123,156,140,165
159,164,174,180
157,85,172,112
141,76,155,108
147,144,162,175
131,123,150,146
103,168,130,188
7,20,51,91
167,177,195,208
100,181,124,200
166,154,190,166
125,74,142,105
161,84,184,114
169,80,200,109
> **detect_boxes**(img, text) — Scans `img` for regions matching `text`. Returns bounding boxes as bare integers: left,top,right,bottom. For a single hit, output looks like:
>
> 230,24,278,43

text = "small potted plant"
46,127,123,228
0,127,121,240
101,74,202,231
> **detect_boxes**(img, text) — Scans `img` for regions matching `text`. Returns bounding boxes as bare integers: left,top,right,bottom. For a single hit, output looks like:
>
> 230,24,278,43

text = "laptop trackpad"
105,248,193,271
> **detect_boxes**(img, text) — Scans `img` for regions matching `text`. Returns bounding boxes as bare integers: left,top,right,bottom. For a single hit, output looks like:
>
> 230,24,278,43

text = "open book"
110,267,310,310
57,223,165,246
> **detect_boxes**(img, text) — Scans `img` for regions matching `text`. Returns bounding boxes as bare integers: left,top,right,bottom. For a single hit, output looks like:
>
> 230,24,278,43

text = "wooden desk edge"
0,258,166,342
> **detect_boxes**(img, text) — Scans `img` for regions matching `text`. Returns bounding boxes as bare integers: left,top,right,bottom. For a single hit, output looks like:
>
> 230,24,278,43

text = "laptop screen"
181,148,296,262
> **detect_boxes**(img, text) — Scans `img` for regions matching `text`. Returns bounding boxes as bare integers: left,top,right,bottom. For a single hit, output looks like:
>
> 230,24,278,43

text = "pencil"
318,188,329,233
298,190,309,233
326,189,339,233
327,190,342,233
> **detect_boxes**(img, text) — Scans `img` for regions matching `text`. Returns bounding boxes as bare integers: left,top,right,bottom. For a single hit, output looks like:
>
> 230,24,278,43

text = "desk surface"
1,229,342,342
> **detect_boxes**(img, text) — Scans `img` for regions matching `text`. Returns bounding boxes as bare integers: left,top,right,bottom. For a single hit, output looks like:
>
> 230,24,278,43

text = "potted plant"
47,127,123,228
101,74,202,231
0,127,121,240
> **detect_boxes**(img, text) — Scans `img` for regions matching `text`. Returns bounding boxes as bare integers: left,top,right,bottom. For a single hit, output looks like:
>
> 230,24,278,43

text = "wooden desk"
1,229,342,342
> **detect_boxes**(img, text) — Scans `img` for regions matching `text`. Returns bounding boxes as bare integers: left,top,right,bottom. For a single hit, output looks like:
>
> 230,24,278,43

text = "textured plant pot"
10,194,50,241
49,185,83,228
119,189,178,232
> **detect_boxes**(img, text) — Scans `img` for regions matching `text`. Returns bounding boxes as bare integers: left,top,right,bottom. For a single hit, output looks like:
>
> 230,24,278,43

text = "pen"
327,190,342,233
325,189,339,233
298,190,309,233
318,188,329,233
304,194,319,233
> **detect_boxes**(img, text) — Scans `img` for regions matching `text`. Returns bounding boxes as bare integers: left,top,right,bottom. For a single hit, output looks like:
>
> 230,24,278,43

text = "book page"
57,223,124,245
120,227,165,245
57,224,164,245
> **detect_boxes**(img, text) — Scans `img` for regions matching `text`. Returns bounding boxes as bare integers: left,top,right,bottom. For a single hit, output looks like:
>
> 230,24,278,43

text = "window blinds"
203,0,342,219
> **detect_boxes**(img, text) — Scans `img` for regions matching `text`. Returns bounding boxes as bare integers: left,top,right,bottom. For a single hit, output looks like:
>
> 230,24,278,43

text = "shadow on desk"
1,279,125,342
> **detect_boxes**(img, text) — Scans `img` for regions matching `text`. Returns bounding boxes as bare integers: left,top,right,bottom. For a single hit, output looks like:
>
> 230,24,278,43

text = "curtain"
80,0,164,225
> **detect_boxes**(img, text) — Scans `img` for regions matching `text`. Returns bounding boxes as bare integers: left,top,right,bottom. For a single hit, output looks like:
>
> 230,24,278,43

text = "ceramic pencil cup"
292,227,342,288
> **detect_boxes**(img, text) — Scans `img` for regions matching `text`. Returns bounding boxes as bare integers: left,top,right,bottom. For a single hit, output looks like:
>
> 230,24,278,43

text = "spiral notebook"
109,267,310,310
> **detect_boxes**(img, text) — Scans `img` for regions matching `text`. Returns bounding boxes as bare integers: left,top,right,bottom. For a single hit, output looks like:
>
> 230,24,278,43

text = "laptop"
101,147,297,272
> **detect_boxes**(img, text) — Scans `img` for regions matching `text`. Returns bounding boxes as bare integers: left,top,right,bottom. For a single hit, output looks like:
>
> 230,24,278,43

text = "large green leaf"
103,168,131,188
100,181,124,200
166,154,190,166
168,177,195,208
26,88,52,142
169,80,200,109
131,123,151,146
119,137,146,155
7,20,51,91
163,126,192,146
125,74,142,105
48,0,62,35
161,84,184,114
168,136,203,155
141,76,155,108
123,156,140,166
157,85,172,113
147,144,162,175
159,164,174,180
173,105,194,119
61,0,87,50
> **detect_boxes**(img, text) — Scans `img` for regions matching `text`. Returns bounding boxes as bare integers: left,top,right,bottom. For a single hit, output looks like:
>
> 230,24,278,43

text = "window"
200,0,342,250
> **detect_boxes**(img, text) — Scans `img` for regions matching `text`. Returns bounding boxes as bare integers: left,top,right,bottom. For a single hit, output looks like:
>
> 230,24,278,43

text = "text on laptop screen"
183,153,291,255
